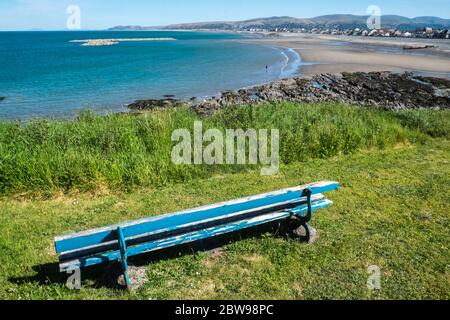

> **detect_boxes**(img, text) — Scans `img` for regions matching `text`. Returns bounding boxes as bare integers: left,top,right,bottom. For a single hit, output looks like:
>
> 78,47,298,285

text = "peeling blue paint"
54,181,339,287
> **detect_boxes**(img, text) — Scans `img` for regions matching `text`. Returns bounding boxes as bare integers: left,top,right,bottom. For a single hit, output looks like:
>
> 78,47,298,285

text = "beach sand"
248,33,450,78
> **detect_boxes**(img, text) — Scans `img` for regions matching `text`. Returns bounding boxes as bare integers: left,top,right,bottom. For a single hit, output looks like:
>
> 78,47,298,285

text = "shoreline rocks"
128,98,187,110
127,72,450,115
81,40,119,47
403,45,435,50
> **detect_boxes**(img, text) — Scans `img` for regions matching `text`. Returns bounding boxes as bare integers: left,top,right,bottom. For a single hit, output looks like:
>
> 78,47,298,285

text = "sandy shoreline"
247,33,450,78
128,32,450,114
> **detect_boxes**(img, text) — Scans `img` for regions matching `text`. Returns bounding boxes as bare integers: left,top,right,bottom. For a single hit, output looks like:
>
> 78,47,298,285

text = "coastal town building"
246,26,450,39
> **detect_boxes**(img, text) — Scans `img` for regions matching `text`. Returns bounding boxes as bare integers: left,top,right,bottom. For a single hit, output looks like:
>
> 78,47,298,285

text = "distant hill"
308,14,450,30
163,16,314,31
108,15,450,31
108,25,159,31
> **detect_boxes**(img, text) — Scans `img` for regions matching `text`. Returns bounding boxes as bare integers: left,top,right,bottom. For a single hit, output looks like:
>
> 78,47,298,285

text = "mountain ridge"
108,14,450,31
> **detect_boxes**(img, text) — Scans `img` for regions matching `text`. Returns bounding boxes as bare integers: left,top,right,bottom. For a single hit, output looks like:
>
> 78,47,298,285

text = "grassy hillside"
0,102,448,299
0,138,448,299
0,102,448,197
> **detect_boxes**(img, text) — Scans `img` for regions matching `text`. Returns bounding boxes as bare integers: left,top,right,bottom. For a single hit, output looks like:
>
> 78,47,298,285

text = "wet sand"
248,33,450,78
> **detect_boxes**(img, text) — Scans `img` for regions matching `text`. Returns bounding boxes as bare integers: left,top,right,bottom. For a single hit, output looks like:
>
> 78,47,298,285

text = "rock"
403,45,435,50
416,76,450,89
70,38,176,47
0,96,5,102
195,99,222,116
128,98,185,110
98,263,148,290
117,265,148,290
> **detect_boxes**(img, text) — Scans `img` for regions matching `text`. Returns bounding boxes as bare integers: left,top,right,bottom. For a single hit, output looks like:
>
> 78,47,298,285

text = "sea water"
0,31,301,120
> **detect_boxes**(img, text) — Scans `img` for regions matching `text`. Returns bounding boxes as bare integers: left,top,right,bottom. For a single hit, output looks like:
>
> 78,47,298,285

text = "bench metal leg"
301,222,318,244
117,226,132,289
295,187,318,243
302,187,313,222
289,219,318,244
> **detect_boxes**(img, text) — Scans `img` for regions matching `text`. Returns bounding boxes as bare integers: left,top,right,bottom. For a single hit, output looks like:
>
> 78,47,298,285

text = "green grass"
0,102,448,197
0,103,448,300
0,137,449,300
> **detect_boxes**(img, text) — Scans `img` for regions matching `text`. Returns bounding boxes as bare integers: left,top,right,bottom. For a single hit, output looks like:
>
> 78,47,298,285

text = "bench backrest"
55,181,338,263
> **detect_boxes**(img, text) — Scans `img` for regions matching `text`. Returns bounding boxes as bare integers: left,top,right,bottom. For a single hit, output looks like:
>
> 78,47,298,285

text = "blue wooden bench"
55,181,339,288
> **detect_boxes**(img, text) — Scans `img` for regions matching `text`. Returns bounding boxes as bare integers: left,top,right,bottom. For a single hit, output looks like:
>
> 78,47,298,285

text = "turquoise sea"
0,31,301,120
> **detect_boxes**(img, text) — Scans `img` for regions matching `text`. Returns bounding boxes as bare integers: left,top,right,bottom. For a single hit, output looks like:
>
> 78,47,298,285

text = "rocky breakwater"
128,72,450,115
70,38,176,47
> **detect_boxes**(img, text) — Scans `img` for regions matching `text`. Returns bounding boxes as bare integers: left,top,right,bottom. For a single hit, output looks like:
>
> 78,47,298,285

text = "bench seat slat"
59,198,333,271
55,181,338,255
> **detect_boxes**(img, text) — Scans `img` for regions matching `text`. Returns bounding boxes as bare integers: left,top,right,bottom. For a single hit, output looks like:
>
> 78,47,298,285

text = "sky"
0,0,449,31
